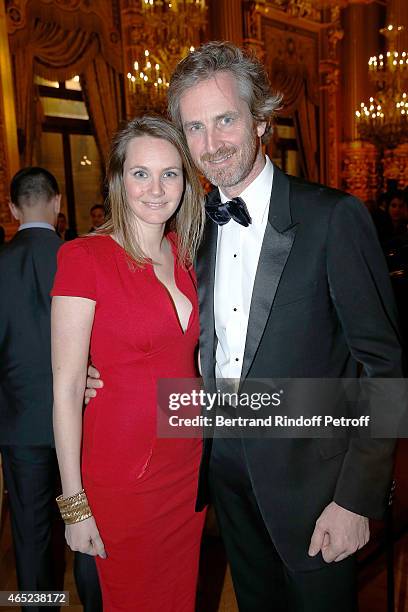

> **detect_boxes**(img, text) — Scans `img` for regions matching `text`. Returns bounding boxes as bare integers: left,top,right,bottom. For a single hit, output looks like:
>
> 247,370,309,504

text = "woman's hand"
84,364,104,405
66,516,106,558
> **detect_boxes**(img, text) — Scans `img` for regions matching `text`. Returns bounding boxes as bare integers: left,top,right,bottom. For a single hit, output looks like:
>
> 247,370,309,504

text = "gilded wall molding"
0,0,19,239
243,0,344,186
317,5,343,187
341,140,379,200
319,60,340,187
0,88,15,236
253,0,322,23
382,145,408,189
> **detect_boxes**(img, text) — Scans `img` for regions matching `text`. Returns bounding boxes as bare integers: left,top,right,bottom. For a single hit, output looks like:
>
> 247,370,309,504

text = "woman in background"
386,191,408,239
51,116,206,611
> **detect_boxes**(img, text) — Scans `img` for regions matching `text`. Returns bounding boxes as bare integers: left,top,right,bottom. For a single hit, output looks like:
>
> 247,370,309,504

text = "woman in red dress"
51,116,206,611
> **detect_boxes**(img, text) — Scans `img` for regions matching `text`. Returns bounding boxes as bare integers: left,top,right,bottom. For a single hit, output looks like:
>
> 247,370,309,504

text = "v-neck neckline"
106,234,194,336
151,236,193,335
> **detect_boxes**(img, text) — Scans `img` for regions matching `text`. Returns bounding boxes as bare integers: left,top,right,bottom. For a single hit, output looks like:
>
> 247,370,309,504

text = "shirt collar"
18,222,56,232
218,156,274,225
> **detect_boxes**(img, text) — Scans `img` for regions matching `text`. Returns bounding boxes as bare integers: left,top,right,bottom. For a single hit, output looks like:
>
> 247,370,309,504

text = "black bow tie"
205,193,252,227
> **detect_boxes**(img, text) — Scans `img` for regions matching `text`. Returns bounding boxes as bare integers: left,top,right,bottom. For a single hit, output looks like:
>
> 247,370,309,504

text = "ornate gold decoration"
320,60,340,186
341,140,379,200
244,0,346,187
242,1,265,62
326,5,343,60
5,0,26,32
1,1,19,239
382,144,408,189
0,101,15,230
121,0,207,116
286,0,321,21
243,1,261,41
255,0,321,22
263,21,319,84
355,24,408,149
0,109,18,235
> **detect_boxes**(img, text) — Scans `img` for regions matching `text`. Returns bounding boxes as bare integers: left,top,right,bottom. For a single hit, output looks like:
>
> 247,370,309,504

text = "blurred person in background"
365,198,393,244
56,212,77,241
386,190,408,239
89,204,105,232
0,167,101,612
383,191,408,351
0,167,64,610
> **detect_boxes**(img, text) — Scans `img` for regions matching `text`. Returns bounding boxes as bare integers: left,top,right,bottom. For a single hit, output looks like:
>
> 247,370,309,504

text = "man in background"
0,167,63,609
0,167,101,611
56,212,77,241
89,204,105,232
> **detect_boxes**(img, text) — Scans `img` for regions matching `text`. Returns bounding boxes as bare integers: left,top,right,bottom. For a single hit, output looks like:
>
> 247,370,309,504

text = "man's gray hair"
168,41,282,142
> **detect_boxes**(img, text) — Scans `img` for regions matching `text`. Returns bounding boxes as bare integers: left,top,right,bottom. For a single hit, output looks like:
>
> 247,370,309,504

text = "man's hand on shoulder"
308,501,369,563
84,364,103,404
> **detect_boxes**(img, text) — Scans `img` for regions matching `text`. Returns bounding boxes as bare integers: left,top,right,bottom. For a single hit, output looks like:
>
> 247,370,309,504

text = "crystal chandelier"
125,0,207,114
127,49,173,110
355,25,408,149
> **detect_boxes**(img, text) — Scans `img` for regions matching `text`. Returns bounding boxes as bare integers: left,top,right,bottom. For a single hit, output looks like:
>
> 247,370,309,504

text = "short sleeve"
51,238,97,300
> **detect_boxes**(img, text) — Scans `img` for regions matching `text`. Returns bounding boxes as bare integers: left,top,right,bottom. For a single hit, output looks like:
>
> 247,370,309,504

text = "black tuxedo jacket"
0,228,62,446
196,166,405,571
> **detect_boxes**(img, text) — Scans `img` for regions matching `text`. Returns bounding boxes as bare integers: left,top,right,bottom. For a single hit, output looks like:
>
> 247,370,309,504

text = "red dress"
51,234,205,611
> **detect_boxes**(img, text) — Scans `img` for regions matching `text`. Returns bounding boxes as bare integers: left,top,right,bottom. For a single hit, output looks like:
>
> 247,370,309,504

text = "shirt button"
233,307,237,312
235,357,239,362
233,253,237,258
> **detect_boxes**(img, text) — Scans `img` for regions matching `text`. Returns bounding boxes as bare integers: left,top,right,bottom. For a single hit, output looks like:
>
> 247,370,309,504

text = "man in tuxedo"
87,43,404,610
0,167,101,611
169,42,405,611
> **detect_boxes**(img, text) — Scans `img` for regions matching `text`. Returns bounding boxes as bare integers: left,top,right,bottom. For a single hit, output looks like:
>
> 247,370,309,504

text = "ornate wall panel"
339,0,407,195
242,1,342,187
341,140,378,201
319,58,340,188
262,18,319,76
0,84,15,238
382,145,408,189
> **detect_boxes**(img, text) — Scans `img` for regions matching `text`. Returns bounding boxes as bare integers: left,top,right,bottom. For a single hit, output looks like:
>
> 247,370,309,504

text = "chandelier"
125,0,207,115
355,25,408,149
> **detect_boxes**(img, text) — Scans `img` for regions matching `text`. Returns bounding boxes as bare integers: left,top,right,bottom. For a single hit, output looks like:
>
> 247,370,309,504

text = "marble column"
209,0,243,47
0,1,19,239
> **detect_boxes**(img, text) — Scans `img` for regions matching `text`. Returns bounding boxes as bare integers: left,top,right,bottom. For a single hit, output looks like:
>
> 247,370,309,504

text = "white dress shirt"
214,156,274,380
18,222,56,232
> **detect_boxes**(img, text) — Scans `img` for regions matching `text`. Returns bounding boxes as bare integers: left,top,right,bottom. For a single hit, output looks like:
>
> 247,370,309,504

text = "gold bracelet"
56,489,93,525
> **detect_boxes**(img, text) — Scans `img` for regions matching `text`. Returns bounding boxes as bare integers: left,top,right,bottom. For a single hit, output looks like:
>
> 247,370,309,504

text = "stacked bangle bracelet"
56,489,93,525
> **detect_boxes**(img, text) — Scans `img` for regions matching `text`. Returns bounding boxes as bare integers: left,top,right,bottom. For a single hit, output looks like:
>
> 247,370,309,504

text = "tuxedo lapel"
240,167,297,381
195,215,218,386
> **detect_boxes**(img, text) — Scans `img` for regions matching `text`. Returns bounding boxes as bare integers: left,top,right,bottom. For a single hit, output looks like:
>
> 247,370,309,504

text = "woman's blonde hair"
97,115,205,267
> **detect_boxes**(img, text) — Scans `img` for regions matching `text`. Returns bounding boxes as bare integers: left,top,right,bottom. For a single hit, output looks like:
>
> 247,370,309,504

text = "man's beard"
196,130,259,189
